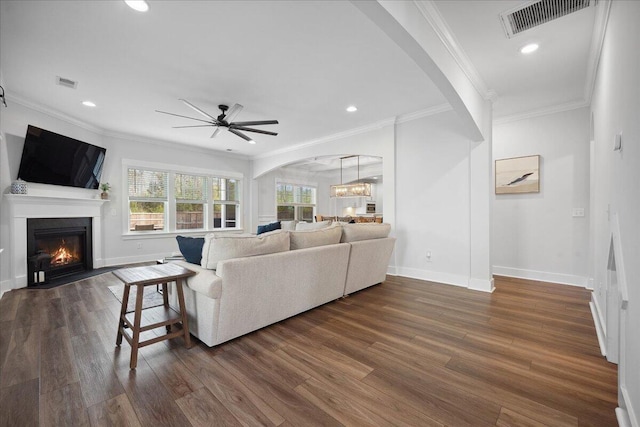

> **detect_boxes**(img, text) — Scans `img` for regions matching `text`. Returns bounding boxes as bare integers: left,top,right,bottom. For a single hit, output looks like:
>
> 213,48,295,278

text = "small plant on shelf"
100,182,111,199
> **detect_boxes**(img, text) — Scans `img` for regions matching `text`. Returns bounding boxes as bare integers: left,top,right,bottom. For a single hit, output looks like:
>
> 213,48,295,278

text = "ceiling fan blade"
228,128,254,142
210,127,222,139
155,110,213,124
230,125,278,136
179,99,217,121
172,125,215,128
222,103,243,123
231,120,279,126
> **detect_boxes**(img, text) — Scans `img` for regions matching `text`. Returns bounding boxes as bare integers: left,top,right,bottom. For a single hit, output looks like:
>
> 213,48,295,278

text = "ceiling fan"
156,99,279,144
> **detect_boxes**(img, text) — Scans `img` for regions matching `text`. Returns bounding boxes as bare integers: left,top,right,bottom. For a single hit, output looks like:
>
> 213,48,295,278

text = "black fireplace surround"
26,217,93,286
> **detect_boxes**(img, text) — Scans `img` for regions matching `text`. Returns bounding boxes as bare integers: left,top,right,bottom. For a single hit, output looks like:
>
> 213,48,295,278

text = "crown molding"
251,117,396,160
493,99,590,125
251,102,457,161
8,94,451,163
414,0,496,102
7,93,105,134
395,103,452,124
584,0,611,103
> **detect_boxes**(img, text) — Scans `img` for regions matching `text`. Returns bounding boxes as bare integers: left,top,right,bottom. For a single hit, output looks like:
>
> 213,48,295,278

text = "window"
276,182,316,222
128,169,168,231
126,165,242,233
212,177,239,229
175,173,206,230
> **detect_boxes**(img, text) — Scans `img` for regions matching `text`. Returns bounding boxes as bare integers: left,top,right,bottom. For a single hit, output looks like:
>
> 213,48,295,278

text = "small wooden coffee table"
113,263,196,369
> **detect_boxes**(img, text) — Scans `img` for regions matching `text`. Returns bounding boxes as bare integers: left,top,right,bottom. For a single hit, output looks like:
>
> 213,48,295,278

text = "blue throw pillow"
176,236,205,265
257,221,281,235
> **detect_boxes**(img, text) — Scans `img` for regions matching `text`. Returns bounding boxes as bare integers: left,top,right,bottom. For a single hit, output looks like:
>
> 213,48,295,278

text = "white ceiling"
0,0,600,159
433,0,597,118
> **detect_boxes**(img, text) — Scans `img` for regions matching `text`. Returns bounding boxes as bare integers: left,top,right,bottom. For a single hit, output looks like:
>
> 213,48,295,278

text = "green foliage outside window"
130,201,164,213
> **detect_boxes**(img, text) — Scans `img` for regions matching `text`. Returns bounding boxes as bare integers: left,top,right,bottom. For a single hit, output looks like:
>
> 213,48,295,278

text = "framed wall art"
495,155,540,194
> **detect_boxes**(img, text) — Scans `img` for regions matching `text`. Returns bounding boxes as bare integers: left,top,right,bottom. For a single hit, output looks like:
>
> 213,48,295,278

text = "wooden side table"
113,263,196,369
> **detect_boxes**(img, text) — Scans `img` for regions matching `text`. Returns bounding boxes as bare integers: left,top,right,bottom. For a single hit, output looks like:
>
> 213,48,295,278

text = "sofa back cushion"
201,229,290,270
280,220,298,231
341,223,391,243
290,224,342,250
295,220,331,231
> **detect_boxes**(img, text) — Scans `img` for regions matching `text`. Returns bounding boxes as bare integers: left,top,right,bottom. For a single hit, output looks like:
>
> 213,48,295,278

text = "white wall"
590,1,640,423
492,108,590,286
0,101,251,290
395,110,474,287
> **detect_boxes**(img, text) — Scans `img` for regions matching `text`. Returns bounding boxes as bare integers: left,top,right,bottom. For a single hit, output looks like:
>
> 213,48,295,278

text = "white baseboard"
590,294,607,357
386,265,397,276
0,279,15,298
618,385,639,427
103,252,170,267
469,277,495,293
492,266,588,287
395,266,469,288
616,408,631,427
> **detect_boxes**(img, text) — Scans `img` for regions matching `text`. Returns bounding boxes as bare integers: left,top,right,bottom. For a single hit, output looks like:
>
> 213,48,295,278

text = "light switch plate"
614,132,622,151
572,208,585,217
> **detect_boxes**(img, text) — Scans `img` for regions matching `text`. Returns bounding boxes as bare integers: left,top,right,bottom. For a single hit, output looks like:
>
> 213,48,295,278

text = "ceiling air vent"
500,0,594,38
56,76,78,89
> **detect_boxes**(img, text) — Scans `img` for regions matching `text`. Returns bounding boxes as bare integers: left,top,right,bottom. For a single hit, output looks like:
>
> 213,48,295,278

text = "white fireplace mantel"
5,194,107,289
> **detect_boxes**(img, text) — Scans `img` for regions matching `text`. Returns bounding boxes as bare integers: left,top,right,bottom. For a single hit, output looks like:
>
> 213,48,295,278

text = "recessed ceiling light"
248,139,256,145
82,101,96,107
125,0,149,12
346,105,358,112
520,43,539,54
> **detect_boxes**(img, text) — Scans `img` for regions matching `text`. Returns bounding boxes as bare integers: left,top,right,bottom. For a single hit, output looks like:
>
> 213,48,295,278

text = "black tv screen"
18,125,106,190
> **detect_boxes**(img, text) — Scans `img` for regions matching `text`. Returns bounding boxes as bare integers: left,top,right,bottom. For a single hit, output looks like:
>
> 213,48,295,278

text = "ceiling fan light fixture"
157,100,278,144
125,0,149,12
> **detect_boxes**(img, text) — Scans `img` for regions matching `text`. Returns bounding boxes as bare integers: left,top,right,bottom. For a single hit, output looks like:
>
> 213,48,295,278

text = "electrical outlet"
572,208,585,217
136,242,142,249
426,251,432,262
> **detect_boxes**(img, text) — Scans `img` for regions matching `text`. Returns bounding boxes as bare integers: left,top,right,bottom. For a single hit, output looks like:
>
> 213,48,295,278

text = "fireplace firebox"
27,218,93,286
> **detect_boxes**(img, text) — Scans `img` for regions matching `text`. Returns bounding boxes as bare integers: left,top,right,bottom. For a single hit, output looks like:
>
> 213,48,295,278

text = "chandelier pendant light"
330,155,372,198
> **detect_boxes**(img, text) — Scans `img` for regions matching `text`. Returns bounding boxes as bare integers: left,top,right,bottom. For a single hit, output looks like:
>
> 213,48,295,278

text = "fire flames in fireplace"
27,217,93,286
50,239,80,266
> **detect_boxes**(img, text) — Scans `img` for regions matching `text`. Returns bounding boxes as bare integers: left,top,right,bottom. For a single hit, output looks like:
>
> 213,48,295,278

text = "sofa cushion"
176,235,205,264
257,221,281,235
290,224,342,250
341,223,391,243
201,229,290,270
295,220,330,231
280,220,298,231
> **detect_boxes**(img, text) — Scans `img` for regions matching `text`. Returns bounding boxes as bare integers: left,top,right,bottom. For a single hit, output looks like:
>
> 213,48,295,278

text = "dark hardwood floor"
0,272,617,426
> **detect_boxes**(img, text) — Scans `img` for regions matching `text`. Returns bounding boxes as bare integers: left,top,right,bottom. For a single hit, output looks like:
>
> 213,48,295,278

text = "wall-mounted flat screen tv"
18,125,106,190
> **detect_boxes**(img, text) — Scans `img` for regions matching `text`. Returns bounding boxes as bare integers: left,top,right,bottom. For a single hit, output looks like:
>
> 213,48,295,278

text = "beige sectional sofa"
169,223,395,347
